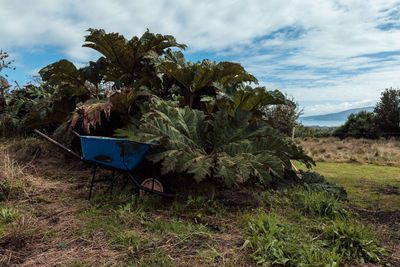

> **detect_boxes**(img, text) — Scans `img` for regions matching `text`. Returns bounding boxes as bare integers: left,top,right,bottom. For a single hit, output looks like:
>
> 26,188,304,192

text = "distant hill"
299,106,374,122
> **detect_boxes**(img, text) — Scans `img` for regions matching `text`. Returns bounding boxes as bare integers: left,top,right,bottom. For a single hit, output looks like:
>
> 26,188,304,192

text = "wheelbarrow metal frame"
34,129,175,199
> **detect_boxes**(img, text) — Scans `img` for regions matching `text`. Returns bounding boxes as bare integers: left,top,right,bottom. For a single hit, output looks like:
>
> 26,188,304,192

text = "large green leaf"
157,59,257,108
203,83,287,118
83,28,186,88
39,59,89,97
115,98,314,187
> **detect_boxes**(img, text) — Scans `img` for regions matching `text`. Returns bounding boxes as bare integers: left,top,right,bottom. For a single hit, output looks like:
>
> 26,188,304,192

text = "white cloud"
303,100,377,117
1,0,400,114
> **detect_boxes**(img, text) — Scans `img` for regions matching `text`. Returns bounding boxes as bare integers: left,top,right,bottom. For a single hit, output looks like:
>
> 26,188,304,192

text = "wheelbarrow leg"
110,170,115,193
88,166,97,200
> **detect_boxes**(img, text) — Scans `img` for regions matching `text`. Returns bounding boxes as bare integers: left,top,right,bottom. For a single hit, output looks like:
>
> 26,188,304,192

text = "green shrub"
115,98,314,188
299,171,347,201
0,173,29,201
0,206,19,224
322,219,389,263
144,218,209,236
112,231,147,252
136,252,172,267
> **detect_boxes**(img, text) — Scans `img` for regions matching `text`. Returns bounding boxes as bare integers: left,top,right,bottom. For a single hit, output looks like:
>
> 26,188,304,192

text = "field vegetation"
297,137,400,167
0,137,398,266
0,29,399,266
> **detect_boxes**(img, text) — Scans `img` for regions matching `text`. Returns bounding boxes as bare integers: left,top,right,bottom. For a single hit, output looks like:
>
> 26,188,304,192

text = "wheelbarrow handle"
34,129,83,160
71,130,81,138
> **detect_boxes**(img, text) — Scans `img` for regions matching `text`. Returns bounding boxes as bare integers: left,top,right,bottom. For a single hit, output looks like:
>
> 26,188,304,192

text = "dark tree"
374,88,400,138
333,111,377,139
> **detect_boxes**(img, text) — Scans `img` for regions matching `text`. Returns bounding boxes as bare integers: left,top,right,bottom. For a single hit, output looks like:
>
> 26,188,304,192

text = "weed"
136,252,172,267
112,231,147,253
322,219,389,263
300,191,348,219
0,206,19,224
57,241,68,249
194,245,224,265
145,218,209,236
262,187,348,219
116,195,148,224
242,212,344,266
242,212,297,265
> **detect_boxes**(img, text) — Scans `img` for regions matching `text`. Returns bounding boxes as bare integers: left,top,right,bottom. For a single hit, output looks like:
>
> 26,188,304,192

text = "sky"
1,0,400,116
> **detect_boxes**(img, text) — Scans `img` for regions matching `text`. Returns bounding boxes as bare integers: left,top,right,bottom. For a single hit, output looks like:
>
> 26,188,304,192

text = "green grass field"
295,162,400,211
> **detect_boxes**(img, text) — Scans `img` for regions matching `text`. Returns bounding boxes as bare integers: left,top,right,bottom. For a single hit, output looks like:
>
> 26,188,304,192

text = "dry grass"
1,137,399,266
0,145,122,266
0,139,246,266
296,137,400,166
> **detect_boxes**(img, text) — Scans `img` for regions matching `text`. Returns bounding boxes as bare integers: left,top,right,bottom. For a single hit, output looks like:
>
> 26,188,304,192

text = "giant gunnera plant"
115,98,314,187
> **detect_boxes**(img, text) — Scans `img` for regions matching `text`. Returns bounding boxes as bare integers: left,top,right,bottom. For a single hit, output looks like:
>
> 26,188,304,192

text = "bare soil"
0,154,122,266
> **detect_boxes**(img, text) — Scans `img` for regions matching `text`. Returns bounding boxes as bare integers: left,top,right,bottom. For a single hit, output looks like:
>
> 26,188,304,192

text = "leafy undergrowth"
0,138,399,266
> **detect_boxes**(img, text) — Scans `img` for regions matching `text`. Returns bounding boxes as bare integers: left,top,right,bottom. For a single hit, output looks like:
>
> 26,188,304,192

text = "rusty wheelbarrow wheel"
137,177,167,197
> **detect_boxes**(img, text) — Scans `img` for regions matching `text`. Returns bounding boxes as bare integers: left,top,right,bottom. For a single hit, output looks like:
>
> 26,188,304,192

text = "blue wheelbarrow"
34,129,174,199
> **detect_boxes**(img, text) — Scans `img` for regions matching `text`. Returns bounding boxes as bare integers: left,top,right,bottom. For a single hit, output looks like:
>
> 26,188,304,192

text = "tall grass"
0,151,32,201
296,137,400,166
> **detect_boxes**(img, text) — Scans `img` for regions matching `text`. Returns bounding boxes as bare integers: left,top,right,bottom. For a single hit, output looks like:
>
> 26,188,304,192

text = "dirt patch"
355,209,400,227
217,189,263,210
0,144,124,266
376,186,400,196
352,208,400,267
0,231,37,266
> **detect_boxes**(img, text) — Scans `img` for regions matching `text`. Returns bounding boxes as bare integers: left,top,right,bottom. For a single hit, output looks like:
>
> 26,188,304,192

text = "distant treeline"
296,88,400,139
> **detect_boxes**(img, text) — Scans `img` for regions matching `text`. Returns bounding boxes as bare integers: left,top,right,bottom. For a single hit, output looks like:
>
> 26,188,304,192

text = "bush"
299,171,348,201
0,152,32,201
